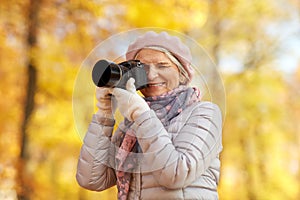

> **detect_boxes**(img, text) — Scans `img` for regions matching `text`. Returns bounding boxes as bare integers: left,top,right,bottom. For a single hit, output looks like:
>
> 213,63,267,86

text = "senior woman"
76,31,223,200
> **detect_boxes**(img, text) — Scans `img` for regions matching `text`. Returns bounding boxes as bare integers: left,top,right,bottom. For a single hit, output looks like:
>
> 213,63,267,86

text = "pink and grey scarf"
115,86,200,200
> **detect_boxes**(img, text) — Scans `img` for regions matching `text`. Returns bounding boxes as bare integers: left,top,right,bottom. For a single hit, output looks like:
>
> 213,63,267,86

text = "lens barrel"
92,60,122,87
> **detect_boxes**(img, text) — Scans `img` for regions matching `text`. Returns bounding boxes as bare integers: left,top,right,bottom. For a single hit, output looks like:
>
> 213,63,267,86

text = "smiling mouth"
147,83,165,87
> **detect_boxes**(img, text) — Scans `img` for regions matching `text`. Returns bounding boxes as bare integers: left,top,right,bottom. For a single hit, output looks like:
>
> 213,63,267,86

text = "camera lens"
92,60,122,87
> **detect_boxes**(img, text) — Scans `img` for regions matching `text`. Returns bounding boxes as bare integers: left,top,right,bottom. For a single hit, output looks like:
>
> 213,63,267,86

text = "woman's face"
135,49,180,97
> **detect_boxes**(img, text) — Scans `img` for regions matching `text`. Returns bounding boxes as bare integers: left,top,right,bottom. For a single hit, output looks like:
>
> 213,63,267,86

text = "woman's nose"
147,65,158,80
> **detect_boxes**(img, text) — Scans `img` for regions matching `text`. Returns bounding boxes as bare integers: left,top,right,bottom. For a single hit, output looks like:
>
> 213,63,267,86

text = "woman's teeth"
148,83,164,87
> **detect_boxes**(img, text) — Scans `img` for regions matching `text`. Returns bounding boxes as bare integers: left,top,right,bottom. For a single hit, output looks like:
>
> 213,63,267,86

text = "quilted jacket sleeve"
76,115,117,191
131,101,223,189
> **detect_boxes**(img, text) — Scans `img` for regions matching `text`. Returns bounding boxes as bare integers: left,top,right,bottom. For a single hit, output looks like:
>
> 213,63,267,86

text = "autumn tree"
0,0,300,200
17,0,42,199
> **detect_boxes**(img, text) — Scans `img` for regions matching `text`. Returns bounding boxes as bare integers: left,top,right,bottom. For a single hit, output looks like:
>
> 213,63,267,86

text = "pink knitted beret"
126,31,194,82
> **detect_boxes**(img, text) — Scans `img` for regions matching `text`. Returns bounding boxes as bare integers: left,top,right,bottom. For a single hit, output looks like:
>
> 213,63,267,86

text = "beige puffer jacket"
76,101,223,200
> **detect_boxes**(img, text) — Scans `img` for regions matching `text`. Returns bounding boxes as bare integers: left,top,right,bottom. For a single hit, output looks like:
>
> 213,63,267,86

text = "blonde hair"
135,46,190,84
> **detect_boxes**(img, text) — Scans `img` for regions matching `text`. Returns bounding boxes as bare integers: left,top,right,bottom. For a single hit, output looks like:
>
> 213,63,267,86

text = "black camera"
92,59,148,90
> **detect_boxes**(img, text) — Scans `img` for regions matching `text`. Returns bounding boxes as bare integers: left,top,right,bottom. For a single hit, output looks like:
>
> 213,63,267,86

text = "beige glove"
112,78,150,121
95,87,114,119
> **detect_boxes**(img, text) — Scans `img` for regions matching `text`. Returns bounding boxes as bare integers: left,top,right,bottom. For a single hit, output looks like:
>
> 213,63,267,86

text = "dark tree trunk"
17,0,41,199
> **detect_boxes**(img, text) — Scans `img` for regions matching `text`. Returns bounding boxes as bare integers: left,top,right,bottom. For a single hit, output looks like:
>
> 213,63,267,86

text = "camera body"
92,59,148,90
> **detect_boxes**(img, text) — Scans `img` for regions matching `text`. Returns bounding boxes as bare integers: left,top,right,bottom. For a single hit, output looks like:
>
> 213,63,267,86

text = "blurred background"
0,0,300,199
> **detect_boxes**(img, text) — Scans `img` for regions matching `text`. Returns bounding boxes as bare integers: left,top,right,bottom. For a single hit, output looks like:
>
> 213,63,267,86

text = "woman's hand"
113,78,150,121
95,87,114,119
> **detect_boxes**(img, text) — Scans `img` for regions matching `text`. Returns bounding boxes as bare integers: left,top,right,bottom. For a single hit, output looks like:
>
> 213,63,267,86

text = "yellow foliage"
0,0,300,199
123,0,208,30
